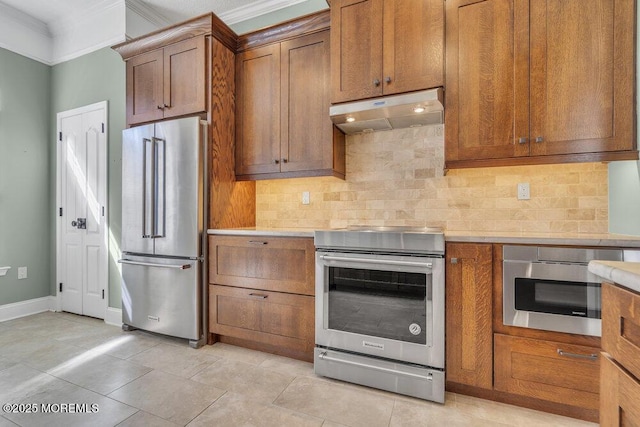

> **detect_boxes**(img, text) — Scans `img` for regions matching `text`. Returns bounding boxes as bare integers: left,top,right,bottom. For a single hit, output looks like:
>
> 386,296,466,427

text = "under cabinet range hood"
329,88,444,135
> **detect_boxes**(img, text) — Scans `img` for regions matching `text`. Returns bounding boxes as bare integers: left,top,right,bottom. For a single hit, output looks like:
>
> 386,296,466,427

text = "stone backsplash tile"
255,125,609,233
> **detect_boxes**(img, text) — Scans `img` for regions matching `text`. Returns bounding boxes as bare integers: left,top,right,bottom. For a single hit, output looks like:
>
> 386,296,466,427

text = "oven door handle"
320,255,432,269
318,351,434,381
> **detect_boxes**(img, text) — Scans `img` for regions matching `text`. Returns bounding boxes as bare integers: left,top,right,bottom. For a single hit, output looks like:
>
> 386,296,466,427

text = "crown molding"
0,2,50,37
125,0,173,28
219,0,307,25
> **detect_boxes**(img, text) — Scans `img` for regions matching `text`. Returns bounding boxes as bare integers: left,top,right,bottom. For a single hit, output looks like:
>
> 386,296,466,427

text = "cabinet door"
445,0,529,163
163,37,206,119
236,44,281,176
445,243,493,389
529,0,634,157
209,284,315,354
602,283,640,381
494,334,600,411
281,31,333,173
601,354,640,427
382,0,444,95
209,235,315,295
330,0,383,103
126,49,164,125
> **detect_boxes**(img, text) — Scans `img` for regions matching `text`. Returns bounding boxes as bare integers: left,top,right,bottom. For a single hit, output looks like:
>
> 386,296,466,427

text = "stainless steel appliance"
329,88,443,134
314,227,445,403
502,245,640,337
119,116,207,348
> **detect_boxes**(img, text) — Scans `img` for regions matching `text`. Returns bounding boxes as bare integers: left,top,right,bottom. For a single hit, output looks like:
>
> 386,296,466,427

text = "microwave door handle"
321,255,433,269
426,276,433,347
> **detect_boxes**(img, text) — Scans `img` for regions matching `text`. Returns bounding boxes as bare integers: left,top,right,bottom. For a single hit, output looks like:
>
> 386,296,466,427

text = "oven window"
327,266,428,344
514,278,601,318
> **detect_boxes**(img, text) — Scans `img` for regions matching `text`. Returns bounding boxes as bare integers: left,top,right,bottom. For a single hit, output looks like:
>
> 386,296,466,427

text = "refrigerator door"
120,254,201,341
122,124,155,255
153,117,204,258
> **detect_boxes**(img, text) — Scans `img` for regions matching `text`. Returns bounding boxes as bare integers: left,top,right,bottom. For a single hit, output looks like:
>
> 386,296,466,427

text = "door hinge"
101,123,105,133
59,131,62,141
102,206,105,217
102,289,105,299
59,283,63,292
59,207,63,217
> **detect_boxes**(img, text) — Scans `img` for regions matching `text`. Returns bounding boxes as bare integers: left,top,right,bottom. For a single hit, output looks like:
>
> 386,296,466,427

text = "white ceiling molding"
0,2,53,64
125,0,172,30
218,0,307,25
50,0,127,64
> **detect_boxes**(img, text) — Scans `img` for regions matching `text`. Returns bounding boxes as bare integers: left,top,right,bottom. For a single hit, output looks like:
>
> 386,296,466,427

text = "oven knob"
409,323,422,335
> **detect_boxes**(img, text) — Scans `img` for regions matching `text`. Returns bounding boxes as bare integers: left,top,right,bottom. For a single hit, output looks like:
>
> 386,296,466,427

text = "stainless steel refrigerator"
119,116,207,348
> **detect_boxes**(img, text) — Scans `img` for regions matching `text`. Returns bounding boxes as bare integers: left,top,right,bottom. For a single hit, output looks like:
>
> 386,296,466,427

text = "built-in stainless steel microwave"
502,245,640,337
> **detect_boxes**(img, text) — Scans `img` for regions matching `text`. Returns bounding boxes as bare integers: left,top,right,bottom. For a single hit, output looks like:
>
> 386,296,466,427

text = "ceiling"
0,0,315,29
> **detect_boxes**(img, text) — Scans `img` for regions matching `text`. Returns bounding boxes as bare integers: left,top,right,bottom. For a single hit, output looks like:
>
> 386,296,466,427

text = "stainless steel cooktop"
314,226,445,255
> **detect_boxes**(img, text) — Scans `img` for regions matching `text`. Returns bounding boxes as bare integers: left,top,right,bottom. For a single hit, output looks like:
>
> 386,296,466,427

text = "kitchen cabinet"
125,36,206,126
330,0,444,104
208,234,315,361
445,243,493,389
601,283,640,426
445,0,637,169
494,334,600,414
236,16,345,181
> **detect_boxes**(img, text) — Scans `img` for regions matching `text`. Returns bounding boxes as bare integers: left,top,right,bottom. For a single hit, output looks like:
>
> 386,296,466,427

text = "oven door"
503,260,602,336
315,250,444,368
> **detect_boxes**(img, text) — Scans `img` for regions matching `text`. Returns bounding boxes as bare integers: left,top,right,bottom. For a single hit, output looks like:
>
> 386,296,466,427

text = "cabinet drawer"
601,354,640,426
602,283,640,380
209,284,314,353
209,235,315,295
494,334,600,410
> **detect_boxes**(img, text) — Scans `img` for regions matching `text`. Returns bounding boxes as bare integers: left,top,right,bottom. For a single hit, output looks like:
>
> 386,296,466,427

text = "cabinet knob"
373,79,381,87
385,76,392,83
535,136,544,143
282,158,288,163
518,137,528,144
164,104,170,109
157,105,164,110
274,159,280,164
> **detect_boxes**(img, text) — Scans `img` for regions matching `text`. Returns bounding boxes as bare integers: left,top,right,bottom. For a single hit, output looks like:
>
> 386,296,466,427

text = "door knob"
71,220,77,227
71,218,87,229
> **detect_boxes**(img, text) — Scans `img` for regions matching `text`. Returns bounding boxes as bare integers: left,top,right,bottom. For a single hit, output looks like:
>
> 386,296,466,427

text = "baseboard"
0,296,56,322
104,307,122,327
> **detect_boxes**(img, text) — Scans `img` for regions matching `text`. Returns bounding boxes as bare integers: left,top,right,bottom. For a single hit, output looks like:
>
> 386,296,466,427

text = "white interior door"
57,101,108,319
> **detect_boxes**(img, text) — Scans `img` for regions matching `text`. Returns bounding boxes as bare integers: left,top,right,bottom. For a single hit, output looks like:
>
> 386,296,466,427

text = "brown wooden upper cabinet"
445,0,637,169
236,21,345,180
330,0,444,104
126,37,206,126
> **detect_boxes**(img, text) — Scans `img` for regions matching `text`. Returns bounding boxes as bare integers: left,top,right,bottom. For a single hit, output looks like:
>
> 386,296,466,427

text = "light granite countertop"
589,260,640,294
208,228,640,247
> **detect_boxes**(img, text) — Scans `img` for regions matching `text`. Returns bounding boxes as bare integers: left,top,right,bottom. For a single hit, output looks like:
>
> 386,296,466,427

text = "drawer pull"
248,241,268,245
249,293,268,299
557,349,598,361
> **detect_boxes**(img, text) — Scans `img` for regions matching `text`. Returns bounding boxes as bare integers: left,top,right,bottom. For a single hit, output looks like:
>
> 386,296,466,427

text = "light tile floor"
0,312,597,427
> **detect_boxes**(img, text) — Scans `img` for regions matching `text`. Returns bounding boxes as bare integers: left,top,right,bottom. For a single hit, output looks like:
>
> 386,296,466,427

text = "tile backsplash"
256,125,608,233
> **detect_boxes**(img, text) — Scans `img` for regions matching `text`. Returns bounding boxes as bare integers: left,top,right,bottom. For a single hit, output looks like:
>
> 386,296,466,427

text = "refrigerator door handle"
142,137,153,238
118,259,192,270
152,136,165,238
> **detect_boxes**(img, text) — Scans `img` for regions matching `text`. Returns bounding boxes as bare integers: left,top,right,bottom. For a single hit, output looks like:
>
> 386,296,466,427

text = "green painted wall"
609,161,640,235
0,48,51,305
51,47,126,308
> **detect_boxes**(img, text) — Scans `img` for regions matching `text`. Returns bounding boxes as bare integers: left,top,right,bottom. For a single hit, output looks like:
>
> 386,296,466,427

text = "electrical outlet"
302,191,310,205
17,266,27,280
517,183,530,200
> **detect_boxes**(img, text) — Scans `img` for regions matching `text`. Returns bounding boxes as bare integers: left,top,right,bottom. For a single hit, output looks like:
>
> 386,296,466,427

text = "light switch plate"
302,191,310,205
17,266,27,280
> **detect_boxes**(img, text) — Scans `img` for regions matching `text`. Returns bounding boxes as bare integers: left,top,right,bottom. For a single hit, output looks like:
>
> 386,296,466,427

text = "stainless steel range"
314,226,445,403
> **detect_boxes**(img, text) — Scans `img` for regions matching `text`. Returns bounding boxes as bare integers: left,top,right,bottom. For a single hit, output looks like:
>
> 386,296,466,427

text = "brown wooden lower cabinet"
209,284,314,361
600,353,640,426
494,334,600,412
